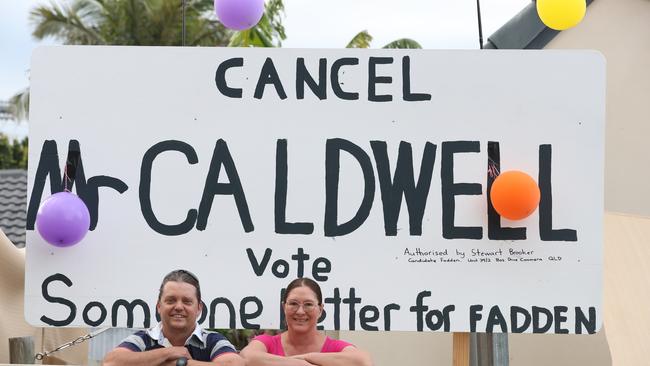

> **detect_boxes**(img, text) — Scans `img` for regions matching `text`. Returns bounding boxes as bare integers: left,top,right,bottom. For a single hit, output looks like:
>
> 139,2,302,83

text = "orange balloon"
490,171,541,220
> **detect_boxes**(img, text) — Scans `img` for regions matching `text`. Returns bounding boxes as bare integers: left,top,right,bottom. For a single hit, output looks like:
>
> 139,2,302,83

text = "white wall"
546,0,650,217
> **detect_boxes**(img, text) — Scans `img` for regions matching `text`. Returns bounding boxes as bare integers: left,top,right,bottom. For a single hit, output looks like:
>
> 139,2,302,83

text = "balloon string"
63,164,71,192
476,0,484,49
182,0,186,46
488,157,500,178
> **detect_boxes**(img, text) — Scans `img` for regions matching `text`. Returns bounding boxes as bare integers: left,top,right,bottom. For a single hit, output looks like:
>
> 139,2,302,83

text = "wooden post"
9,336,35,364
453,332,470,366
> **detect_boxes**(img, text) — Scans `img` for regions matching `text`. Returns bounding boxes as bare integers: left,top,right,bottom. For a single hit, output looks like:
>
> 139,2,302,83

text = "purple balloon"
215,0,265,31
36,192,90,247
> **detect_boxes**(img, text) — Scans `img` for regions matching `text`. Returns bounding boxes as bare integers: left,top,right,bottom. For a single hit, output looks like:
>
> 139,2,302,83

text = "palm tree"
8,0,285,120
9,0,420,120
346,30,422,49
29,0,230,46
8,0,235,121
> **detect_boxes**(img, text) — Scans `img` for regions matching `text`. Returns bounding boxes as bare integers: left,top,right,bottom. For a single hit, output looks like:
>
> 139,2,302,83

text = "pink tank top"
253,334,353,356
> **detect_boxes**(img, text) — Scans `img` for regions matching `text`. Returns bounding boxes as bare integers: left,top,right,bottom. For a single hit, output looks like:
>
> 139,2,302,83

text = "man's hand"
165,347,192,362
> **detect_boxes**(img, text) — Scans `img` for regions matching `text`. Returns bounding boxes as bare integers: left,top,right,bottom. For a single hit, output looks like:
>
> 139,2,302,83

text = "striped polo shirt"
118,322,236,361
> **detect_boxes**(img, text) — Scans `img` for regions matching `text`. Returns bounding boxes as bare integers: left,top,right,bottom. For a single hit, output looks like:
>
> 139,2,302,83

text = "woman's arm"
240,340,317,366
292,346,373,366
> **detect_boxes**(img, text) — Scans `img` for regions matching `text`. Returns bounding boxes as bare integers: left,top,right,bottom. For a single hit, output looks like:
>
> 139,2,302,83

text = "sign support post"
453,333,470,366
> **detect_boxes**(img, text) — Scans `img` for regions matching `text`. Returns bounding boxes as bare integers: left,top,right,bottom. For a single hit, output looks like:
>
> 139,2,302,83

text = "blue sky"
0,0,529,138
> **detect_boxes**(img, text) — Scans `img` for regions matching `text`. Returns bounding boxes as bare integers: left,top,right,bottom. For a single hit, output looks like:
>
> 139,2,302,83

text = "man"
104,270,244,366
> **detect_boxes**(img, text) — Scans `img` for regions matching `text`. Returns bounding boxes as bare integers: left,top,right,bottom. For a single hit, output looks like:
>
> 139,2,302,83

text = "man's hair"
158,269,201,304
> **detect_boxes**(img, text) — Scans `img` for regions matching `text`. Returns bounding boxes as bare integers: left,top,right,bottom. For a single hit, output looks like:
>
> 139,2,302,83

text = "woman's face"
284,285,322,333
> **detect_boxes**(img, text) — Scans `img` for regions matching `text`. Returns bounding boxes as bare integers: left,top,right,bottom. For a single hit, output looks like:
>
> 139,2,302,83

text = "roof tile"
0,169,27,248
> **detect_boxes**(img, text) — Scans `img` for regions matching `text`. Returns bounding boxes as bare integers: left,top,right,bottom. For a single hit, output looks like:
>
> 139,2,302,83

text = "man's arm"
103,346,190,366
292,346,373,366
195,352,245,366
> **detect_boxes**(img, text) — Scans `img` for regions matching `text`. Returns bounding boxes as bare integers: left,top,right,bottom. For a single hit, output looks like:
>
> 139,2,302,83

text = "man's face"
157,281,202,336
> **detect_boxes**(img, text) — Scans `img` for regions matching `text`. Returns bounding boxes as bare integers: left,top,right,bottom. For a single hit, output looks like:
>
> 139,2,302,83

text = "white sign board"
26,46,604,333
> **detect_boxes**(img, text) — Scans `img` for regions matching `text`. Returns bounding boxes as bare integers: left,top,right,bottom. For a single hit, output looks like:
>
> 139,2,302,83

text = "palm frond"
382,38,422,49
125,0,145,44
186,0,230,46
71,0,105,26
228,29,252,47
254,27,274,47
263,0,286,43
346,30,373,48
189,20,229,46
228,0,285,47
8,88,30,122
30,0,106,44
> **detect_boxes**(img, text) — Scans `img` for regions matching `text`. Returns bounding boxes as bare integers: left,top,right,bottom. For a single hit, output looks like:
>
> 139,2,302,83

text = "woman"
241,278,373,366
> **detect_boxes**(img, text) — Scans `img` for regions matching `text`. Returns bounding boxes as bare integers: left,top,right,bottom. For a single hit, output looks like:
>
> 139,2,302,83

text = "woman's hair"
283,277,323,305
158,269,201,303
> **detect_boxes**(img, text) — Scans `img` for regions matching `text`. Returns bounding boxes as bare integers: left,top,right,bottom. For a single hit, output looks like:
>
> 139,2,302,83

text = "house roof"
484,0,594,49
0,169,27,248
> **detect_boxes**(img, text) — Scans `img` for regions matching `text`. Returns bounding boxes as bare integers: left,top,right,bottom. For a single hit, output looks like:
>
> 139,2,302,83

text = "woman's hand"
288,348,373,366
295,360,318,366
289,354,318,366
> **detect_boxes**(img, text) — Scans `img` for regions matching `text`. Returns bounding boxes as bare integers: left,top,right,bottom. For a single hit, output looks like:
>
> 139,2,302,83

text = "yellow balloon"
537,0,586,31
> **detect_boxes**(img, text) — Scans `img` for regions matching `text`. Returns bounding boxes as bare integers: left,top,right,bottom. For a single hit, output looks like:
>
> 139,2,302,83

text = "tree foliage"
29,0,230,46
228,0,286,47
382,38,422,49
346,31,422,49
346,30,373,48
0,134,28,169
8,0,289,121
